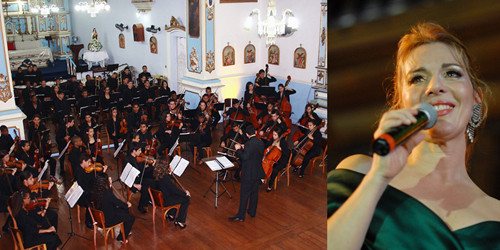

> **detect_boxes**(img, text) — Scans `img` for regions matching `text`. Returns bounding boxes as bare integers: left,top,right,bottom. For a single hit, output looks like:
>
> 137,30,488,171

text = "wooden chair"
310,144,328,175
148,188,181,230
88,207,126,250
275,153,293,190
194,146,212,166
11,227,47,250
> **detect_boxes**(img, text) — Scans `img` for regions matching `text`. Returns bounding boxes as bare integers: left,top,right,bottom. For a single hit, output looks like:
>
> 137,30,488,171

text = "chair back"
88,207,106,229
148,188,164,208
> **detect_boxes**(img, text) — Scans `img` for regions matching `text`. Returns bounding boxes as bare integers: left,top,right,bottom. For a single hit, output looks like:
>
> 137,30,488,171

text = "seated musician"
292,119,322,178
23,95,44,121
36,80,52,101
125,142,155,214
140,80,156,120
79,113,97,137
11,191,62,250
118,77,129,94
91,173,134,243
293,104,320,141
84,75,96,95
69,135,86,175
66,75,79,98
53,91,70,125
74,82,85,100
55,117,78,176
256,102,274,129
156,113,182,156
165,99,183,121
138,65,152,81
0,125,14,152
191,114,212,165
14,66,24,85
243,81,258,107
84,127,105,165
122,81,138,107
259,109,288,142
21,81,33,101
220,121,248,150
195,101,219,130
205,86,218,104
107,108,124,150
137,121,153,152
15,140,39,177
0,150,23,233
222,99,249,124
127,103,143,137
28,116,56,177
254,69,276,87
75,153,108,229
23,66,37,85
158,80,171,97
121,67,133,85
137,74,147,90
18,171,57,230
77,88,94,112
100,86,115,109
153,156,191,229
264,128,290,192
32,65,43,84
108,72,119,92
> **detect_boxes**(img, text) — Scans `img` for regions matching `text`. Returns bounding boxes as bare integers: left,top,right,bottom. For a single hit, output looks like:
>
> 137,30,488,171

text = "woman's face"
200,102,206,110
272,131,279,140
249,84,254,90
54,86,59,92
401,42,479,141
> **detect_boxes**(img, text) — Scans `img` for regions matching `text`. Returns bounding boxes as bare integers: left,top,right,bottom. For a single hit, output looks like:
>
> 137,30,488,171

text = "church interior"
0,0,328,249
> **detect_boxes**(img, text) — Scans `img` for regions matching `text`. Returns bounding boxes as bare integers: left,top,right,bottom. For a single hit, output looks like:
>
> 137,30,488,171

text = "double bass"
261,134,284,179
224,98,245,134
277,75,292,118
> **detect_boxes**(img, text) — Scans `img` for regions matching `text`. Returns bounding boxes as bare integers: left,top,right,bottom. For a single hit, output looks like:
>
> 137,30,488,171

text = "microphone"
372,102,437,156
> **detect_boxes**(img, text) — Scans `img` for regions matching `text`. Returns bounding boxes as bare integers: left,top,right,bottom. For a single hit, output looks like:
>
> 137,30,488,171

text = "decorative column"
0,8,27,139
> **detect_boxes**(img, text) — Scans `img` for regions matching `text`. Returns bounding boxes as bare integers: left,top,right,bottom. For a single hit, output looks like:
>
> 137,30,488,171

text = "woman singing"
328,23,500,249
91,173,135,243
153,156,190,229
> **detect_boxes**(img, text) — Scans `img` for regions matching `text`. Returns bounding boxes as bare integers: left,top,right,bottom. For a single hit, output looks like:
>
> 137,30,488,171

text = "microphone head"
416,102,437,129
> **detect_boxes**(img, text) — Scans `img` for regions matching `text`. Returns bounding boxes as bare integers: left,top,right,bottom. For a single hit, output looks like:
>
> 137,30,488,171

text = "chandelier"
75,0,110,18
244,0,299,46
29,0,59,17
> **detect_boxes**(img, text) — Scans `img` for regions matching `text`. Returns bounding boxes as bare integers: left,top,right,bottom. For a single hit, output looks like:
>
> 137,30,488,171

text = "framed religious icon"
119,33,125,49
268,45,279,65
294,46,306,69
244,43,255,64
133,24,145,41
223,44,235,66
150,36,158,54
188,0,200,38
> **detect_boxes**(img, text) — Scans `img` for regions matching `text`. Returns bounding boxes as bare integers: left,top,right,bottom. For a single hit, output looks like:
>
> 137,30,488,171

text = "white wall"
69,0,186,77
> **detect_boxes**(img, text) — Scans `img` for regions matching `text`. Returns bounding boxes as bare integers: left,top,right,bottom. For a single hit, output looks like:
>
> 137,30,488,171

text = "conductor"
228,124,265,222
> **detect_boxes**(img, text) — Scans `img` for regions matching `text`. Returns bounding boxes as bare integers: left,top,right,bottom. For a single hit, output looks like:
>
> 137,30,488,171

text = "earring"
467,103,482,143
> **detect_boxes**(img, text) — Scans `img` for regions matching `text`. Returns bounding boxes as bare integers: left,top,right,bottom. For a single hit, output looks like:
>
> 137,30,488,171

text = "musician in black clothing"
153,156,191,229
137,74,147,90
108,72,118,92
23,95,44,120
14,66,24,85
220,121,247,149
121,67,133,84
122,81,138,107
195,100,220,129
140,80,156,120
107,108,124,150
36,80,52,101
254,69,276,87
137,122,153,151
84,75,96,95
156,113,181,156
222,99,249,123
32,65,43,84
18,171,57,229
259,109,288,142
66,76,79,98
0,125,14,152
16,141,38,176
229,125,266,221
53,90,70,125
125,142,155,214
28,116,57,176
100,86,115,108
158,80,171,97
138,65,152,81
75,153,108,228
243,81,257,107
55,117,78,176
74,82,85,100
0,151,21,233
293,120,323,178
127,103,142,136
68,136,86,177
264,128,290,192
11,191,62,250
91,173,135,243
23,66,37,84
77,89,94,112
22,81,33,101
84,127,105,165
79,113,97,137
191,114,212,165
276,83,296,106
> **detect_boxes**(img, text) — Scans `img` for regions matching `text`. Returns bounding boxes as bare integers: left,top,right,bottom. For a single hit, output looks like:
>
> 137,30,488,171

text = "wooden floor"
0,123,327,249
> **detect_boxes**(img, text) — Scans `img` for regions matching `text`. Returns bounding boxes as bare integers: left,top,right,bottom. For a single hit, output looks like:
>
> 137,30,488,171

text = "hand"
186,191,191,197
11,168,16,175
308,135,313,140
48,226,56,233
97,138,101,143
371,107,425,181
40,157,44,162
112,132,116,136
222,113,227,118
152,160,157,165
45,198,52,208
48,182,54,190
247,103,251,109
35,149,39,154
234,144,241,150
220,142,226,148
133,184,142,191
21,163,26,171
47,139,51,144
294,141,299,146
148,98,153,102
166,130,172,134
64,136,69,141
103,165,108,172
127,202,132,208
259,131,264,136
92,157,96,162
258,119,262,124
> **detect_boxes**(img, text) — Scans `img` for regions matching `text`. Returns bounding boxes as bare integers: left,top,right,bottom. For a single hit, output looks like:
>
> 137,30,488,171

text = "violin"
136,153,155,165
0,167,16,176
84,162,104,173
26,198,48,211
6,157,24,170
29,179,50,191
147,137,158,156
120,118,128,135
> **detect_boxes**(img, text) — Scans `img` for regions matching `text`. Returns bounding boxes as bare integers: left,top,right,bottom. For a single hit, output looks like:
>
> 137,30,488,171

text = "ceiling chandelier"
75,0,110,18
244,0,299,46
29,0,59,17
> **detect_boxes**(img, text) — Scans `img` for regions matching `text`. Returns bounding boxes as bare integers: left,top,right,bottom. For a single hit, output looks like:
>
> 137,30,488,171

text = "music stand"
214,103,225,111
256,86,275,97
178,133,200,174
61,182,90,249
113,139,126,182
202,156,234,208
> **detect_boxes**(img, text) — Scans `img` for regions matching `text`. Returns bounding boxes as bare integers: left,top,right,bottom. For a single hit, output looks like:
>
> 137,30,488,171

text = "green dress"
327,169,500,249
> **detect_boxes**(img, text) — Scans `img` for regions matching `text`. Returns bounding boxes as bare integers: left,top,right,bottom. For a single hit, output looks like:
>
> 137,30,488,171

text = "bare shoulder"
335,154,373,175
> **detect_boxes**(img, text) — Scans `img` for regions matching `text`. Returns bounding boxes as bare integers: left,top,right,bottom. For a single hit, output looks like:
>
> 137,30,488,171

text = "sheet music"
114,139,126,158
120,163,140,188
170,155,189,177
8,143,15,155
65,181,84,208
216,156,234,168
58,141,71,160
179,132,190,135
205,160,223,171
168,138,179,156
37,161,49,181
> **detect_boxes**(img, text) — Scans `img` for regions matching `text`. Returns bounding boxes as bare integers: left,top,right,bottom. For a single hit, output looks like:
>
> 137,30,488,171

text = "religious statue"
88,28,103,52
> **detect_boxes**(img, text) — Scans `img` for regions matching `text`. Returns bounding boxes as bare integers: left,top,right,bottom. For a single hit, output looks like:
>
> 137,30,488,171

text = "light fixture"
244,0,298,46
145,25,160,33
115,23,129,32
75,0,110,18
29,0,59,17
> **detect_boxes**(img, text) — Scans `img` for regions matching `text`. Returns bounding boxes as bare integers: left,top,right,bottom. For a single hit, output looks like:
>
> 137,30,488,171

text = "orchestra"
1,65,325,248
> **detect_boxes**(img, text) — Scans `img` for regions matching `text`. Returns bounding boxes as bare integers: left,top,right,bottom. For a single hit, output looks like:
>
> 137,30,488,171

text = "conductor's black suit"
235,135,265,219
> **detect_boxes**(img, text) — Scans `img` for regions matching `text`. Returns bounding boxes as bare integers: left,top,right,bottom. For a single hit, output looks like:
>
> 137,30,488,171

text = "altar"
82,50,109,69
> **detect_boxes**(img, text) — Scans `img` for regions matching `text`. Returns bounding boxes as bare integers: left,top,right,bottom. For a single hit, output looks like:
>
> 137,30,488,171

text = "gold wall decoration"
206,0,214,20
165,16,186,32
189,47,200,72
0,73,12,103
206,51,215,73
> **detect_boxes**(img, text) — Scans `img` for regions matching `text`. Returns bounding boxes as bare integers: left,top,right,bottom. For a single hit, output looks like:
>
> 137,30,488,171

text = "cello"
224,98,245,134
291,122,321,167
262,133,284,179
247,86,261,129
292,103,320,142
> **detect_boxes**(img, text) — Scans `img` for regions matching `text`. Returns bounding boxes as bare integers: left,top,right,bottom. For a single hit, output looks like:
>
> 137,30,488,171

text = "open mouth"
430,103,455,116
